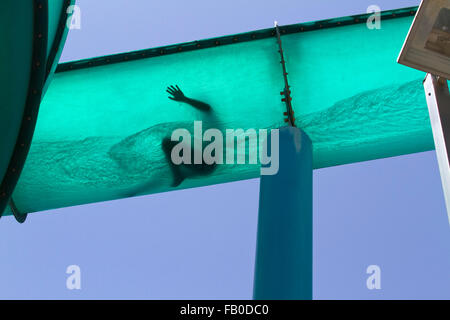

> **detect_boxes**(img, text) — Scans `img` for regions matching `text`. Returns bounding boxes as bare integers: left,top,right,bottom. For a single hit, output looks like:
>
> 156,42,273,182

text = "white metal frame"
424,73,450,224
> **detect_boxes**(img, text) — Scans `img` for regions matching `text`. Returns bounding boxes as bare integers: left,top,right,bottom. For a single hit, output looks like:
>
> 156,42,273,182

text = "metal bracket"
9,198,27,224
423,73,450,224
274,21,296,127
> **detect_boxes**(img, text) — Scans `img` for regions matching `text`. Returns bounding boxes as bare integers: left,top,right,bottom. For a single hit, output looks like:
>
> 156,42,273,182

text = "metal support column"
424,73,450,224
253,126,313,300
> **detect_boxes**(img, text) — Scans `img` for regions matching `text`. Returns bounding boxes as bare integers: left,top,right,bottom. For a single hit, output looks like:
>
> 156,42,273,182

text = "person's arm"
167,85,211,112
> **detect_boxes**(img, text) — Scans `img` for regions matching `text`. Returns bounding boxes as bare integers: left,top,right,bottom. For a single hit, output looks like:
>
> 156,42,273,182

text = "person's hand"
167,85,186,102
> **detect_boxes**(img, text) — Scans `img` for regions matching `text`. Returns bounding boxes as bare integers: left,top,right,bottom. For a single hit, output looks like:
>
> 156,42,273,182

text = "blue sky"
1,0,449,299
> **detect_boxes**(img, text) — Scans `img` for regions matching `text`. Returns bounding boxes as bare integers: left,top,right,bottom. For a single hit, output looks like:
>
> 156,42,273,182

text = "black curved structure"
0,0,74,222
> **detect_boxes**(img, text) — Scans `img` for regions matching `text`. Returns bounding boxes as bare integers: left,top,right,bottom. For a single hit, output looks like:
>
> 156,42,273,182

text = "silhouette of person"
162,85,217,187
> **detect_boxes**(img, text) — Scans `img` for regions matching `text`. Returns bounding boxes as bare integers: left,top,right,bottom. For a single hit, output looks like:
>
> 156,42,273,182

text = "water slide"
0,1,74,220
2,6,431,217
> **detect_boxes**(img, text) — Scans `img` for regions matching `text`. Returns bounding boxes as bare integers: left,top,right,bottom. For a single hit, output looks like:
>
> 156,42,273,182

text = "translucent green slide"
3,7,432,216
0,0,74,219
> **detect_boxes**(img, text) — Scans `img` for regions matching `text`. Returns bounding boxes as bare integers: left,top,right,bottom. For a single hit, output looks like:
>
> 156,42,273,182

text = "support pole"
253,126,313,300
424,74,450,225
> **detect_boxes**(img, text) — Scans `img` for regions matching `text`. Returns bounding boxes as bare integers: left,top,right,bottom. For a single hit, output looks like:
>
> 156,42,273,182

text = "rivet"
215,41,220,45
38,33,42,39
27,116,31,121
32,89,37,94
36,61,41,67
177,47,182,51
355,18,359,22
12,168,16,173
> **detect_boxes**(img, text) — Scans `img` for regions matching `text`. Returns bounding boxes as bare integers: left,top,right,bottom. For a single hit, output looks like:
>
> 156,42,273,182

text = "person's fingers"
176,85,181,91
170,85,177,92
166,90,174,95
168,96,175,100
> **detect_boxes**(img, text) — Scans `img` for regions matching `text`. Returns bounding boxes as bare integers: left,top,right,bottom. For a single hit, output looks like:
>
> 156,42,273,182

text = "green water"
10,15,433,214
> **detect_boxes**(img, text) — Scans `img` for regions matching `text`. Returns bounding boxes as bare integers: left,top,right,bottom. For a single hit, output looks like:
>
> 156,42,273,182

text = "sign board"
398,0,450,79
